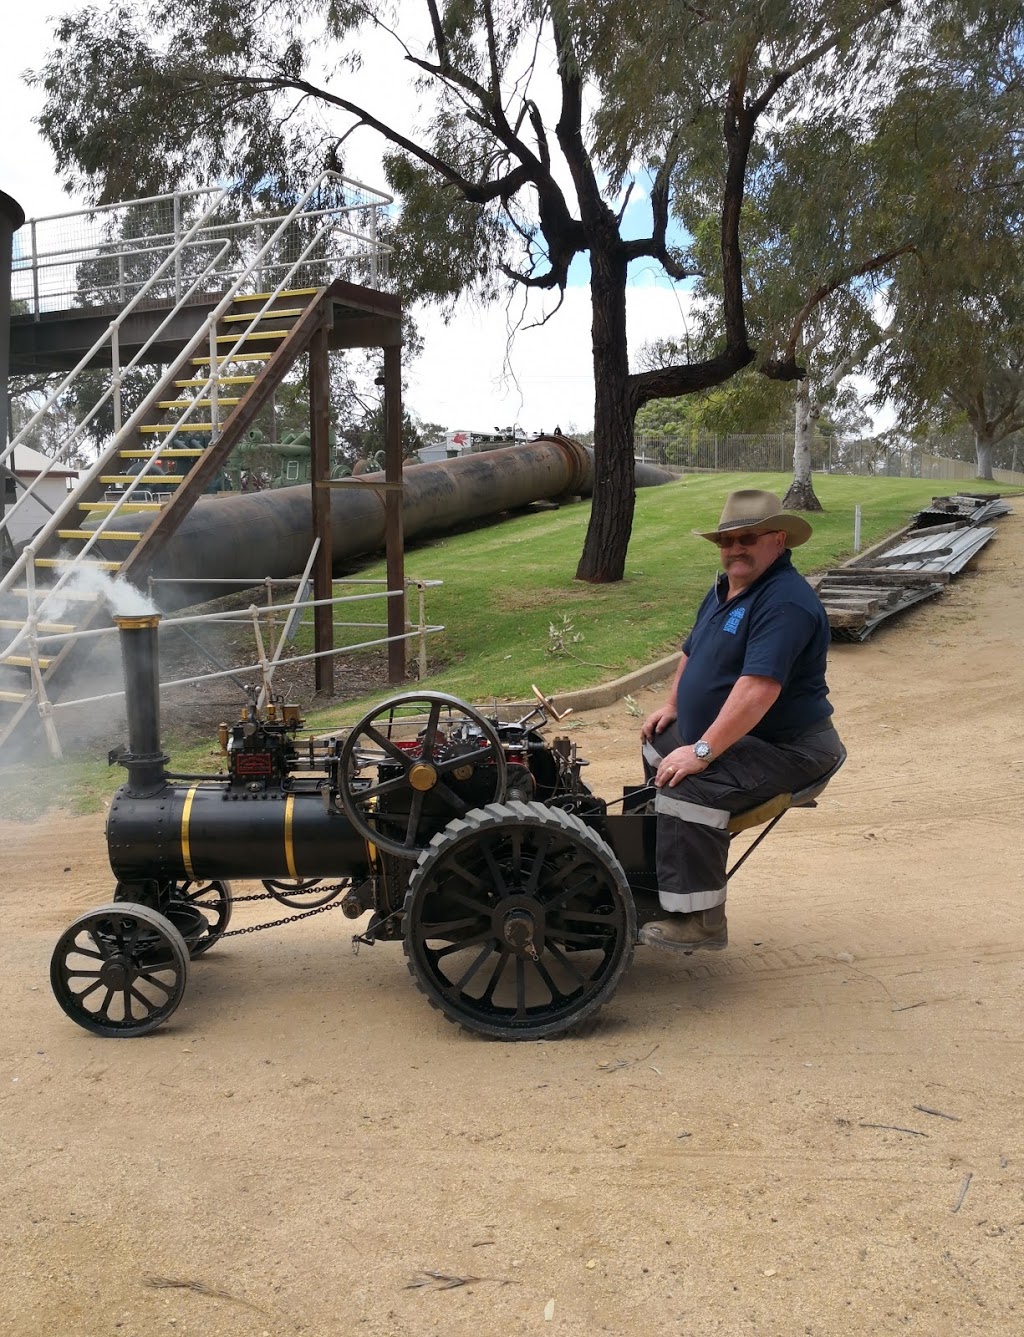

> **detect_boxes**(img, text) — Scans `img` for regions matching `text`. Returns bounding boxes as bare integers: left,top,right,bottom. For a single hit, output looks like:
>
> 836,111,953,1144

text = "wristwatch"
693,739,713,762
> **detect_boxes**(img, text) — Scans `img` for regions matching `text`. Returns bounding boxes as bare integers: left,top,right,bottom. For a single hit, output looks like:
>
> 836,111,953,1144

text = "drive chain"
184,884,351,938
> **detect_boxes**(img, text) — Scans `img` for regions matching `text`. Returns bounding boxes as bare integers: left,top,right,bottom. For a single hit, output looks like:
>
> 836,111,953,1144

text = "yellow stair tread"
80,502,162,512
157,398,241,408
35,558,121,572
0,619,75,633
233,288,316,301
2,655,54,669
120,449,204,458
193,353,273,366
215,331,287,343
140,423,212,433
221,310,302,322
58,529,142,541
175,376,256,387
100,475,184,484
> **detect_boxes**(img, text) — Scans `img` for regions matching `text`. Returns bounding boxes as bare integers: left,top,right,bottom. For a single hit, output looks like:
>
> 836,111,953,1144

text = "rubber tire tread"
403,800,635,1040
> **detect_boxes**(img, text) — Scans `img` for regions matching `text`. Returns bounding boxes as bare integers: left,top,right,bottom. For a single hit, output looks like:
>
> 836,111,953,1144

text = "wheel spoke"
430,779,469,816
479,949,510,1005
363,723,412,766
136,970,176,995
453,943,497,993
71,944,106,963
521,832,553,896
354,772,417,804
532,954,572,1003
129,986,158,1014
514,957,527,1018
402,790,427,849
96,986,116,1018
433,930,494,960
545,926,610,946
121,920,145,953
85,928,115,960
480,844,511,899
419,700,443,760
555,909,618,924
438,856,489,895
544,938,589,987
419,915,486,936
543,858,600,912
443,886,496,916
63,968,103,979
73,977,104,1004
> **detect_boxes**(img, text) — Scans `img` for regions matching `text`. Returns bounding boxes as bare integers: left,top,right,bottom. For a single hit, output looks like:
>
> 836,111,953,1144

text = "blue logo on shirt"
723,605,746,635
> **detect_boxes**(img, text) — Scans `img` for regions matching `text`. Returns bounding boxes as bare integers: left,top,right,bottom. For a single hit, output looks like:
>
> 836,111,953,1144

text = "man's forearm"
702,675,781,757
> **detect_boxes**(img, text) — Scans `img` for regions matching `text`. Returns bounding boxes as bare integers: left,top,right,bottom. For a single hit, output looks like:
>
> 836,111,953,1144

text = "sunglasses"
716,530,777,549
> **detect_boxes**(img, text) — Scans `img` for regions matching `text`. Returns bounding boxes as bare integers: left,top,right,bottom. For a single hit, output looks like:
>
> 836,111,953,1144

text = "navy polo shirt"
677,551,833,745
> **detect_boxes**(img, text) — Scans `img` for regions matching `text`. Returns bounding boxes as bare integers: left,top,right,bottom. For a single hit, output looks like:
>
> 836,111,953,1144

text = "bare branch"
776,243,916,372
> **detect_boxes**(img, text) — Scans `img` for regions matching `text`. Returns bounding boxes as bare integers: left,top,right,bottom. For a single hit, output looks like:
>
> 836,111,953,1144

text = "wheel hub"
496,898,545,960
100,956,132,990
407,761,438,791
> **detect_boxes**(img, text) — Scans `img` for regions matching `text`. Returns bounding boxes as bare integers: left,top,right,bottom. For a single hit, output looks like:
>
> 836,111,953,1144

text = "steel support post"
310,326,334,694
383,343,406,682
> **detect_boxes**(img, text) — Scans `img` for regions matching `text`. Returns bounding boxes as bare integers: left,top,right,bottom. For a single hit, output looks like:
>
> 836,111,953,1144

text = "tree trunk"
974,430,994,481
575,248,634,583
782,376,823,512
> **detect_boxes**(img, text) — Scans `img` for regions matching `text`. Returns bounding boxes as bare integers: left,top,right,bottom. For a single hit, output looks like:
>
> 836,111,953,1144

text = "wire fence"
632,430,1024,485
11,179,392,317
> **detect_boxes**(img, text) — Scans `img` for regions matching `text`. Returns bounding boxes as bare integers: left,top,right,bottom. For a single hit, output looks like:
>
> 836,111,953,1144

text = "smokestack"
114,614,168,794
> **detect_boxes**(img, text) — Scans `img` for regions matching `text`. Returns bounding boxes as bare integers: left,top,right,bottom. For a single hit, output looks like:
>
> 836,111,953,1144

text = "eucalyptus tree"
866,17,1024,481
36,0,932,580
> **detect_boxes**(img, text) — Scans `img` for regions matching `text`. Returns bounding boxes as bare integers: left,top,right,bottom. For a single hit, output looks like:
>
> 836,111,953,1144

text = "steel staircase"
1,174,394,754
0,282,348,752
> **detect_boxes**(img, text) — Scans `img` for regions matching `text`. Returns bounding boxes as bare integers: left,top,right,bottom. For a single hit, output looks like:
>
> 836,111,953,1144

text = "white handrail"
0,173,367,611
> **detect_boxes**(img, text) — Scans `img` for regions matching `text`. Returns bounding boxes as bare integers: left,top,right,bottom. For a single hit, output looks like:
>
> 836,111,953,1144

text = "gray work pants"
642,723,844,914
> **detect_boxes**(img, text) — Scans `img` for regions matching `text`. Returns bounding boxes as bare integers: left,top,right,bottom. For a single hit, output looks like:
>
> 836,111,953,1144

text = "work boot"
638,905,728,954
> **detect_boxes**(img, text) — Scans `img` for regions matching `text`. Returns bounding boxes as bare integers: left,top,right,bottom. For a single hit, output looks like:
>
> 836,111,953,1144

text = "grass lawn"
294,471,1018,721
3,471,1015,812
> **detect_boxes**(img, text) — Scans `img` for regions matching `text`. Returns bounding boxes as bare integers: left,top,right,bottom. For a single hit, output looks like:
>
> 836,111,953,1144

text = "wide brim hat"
694,488,813,547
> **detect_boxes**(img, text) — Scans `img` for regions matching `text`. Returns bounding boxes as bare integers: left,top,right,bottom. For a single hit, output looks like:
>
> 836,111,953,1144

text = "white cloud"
407,284,696,432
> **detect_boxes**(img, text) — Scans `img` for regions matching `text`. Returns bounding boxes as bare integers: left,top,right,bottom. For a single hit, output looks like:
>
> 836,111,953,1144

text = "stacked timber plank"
815,568,949,642
813,492,1013,642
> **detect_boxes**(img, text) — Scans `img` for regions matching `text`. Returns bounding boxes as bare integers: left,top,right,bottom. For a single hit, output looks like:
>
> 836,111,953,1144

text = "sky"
0,7,709,439
1,7,887,439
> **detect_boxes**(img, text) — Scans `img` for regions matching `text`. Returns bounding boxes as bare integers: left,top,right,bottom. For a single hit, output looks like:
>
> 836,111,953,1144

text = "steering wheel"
337,692,508,859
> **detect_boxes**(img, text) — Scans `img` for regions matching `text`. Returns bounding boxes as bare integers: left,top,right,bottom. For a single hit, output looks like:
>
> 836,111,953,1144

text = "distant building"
2,444,81,546
418,429,521,464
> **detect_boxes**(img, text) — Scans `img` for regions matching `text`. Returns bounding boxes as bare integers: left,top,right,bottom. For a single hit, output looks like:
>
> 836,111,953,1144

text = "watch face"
694,741,711,760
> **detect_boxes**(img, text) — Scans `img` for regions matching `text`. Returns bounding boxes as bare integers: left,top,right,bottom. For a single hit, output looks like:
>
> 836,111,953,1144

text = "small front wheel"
50,902,190,1037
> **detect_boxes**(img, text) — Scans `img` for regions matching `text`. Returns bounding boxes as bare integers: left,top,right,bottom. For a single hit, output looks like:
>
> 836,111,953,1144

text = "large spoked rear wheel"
404,802,635,1040
50,902,190,1037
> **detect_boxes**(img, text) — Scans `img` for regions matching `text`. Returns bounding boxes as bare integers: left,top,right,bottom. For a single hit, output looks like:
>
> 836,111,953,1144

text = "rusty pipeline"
95,436,675,609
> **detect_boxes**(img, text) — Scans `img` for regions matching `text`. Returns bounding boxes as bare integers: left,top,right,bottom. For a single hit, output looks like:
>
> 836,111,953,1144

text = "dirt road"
2,510,1022,1336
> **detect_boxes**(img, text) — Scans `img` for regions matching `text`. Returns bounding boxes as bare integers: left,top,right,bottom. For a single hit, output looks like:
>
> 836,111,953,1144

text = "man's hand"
654,745,711,788
641,704,677,741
